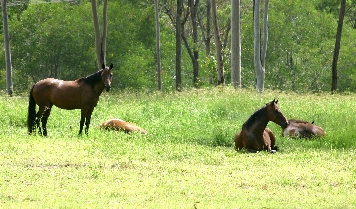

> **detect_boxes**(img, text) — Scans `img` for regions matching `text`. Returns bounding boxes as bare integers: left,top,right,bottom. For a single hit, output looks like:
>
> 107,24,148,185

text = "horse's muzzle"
105,86,111,92
281,121,289,129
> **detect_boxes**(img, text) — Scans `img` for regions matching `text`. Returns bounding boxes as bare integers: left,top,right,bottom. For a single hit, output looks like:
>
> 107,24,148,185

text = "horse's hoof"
270,150,277,154
273,146,279,151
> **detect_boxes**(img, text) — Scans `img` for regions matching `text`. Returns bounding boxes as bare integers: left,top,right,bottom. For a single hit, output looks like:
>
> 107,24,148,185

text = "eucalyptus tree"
331,0,346,94
211,0,224,85
230,0,241,88
253,0,269,92
1,0,13,95
154,0,162,90
91,0,108,68
176,0,183,91
162,0,201,89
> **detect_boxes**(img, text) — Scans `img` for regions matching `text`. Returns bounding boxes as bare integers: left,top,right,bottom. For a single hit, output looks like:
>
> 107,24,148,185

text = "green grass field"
1,88,355,208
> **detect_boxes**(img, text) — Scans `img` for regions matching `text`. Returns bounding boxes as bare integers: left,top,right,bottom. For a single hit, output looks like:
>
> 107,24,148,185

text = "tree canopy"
0,0,355,92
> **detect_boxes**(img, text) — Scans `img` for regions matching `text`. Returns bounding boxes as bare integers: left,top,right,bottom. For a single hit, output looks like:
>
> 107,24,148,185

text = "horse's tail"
27,85,36,134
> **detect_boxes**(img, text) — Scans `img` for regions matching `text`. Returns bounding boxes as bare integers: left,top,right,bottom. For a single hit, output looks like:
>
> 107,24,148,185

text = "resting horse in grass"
283,119,325,139
100,119,148,135
27,63,113,136
234,99,289,153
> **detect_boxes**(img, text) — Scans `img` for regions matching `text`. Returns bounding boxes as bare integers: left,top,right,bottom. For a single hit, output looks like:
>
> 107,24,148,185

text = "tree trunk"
211,0,224,85
190,0,199,87
205,1,211,56
154,0,162,90
102,0,108,64
261,0,269,74
176,0,182,91
231,0,241,88
1,0,13,95
223,18,231,49
331,0,346,94
91,0,108,68
254,0,263,92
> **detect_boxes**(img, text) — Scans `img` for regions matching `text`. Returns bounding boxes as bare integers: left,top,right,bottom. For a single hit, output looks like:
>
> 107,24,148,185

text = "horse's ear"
275,99,278,104
109,63,113,70
102,63,105,69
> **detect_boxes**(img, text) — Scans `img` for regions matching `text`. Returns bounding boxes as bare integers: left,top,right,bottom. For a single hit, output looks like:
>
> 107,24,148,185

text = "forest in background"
0,0,355,93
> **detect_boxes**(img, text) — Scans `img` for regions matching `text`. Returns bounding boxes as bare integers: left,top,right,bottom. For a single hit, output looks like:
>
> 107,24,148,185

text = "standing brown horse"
27,63,113,136
234,99,289,153
282,119,325,138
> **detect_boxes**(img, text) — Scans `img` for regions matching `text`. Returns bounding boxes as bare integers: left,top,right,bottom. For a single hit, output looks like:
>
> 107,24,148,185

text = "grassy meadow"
0,88,356,208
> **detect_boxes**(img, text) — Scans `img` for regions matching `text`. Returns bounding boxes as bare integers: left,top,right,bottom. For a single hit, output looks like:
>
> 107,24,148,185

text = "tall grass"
0,88,355,208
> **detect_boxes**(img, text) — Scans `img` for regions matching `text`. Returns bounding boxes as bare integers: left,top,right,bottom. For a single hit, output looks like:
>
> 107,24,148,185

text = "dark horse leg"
35,106,47,135
85,108,94,135
79,107,94,135
41,106,52,136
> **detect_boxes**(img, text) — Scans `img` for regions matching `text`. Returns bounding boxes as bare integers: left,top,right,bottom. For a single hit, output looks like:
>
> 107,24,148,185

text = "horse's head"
266,99,289,129
101,63,113,92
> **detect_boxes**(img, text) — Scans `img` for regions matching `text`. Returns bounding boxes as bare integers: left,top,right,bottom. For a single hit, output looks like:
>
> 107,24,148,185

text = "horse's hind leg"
35,106,46,135
41,106,52,136
265,128,278,153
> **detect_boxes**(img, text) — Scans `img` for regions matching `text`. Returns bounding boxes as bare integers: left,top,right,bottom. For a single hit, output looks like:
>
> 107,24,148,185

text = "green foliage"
0,0,355,92
107,2,156,90
10,2,96,89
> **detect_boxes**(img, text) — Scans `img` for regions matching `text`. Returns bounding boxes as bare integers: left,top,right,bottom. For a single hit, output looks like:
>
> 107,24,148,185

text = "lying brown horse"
27,63,113,136
283,119,325,138
234,99,289,153
100,119,148,134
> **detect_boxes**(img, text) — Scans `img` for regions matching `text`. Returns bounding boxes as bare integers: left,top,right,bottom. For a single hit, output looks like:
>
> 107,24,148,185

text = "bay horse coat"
27,63,113,136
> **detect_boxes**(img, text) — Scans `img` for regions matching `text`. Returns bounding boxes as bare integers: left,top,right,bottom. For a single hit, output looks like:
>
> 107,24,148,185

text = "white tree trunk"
254,0,263,92
261,0,269,74
102,0,108,65
231,0,241,88
1,0,13,95
91,0,108,68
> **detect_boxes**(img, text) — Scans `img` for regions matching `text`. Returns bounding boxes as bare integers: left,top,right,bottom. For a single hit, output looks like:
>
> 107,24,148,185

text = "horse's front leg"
79,108,88,135
84,108,94,135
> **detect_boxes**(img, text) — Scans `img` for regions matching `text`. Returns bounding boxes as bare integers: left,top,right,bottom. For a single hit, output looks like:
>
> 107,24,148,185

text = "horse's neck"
93,83,105,96
243,115,269,134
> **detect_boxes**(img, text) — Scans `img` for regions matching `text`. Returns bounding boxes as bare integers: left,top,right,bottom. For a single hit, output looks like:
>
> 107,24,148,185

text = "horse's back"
32,78,84,109
283,121,325,138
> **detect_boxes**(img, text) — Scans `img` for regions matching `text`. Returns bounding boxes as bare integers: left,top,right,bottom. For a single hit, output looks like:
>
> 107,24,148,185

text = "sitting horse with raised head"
27,63,113,136
282,119,325,139
234,99,289,153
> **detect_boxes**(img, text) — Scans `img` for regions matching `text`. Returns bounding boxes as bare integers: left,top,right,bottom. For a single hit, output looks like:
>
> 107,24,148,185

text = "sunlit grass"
0,88,355,208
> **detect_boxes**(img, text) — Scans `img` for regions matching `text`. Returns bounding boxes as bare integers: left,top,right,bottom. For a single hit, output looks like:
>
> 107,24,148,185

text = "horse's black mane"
78,69,103,85
242,106,267,128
